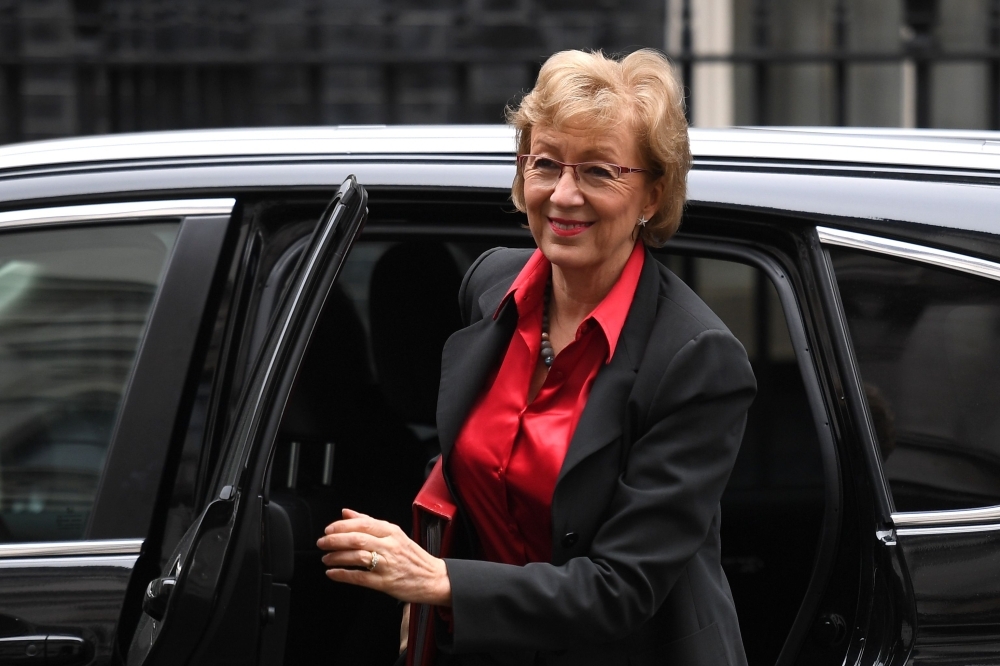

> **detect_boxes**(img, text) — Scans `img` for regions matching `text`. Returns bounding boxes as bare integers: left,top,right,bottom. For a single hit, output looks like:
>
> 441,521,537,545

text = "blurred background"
0,0,993,144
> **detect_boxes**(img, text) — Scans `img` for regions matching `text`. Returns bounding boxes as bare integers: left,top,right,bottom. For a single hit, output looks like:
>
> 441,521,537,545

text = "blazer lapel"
556,248,661,485
437,279,518,460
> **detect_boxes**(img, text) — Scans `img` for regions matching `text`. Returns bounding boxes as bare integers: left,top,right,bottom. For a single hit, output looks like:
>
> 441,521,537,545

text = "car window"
830,246,1000,513
0,222,178,543
655,254,819,488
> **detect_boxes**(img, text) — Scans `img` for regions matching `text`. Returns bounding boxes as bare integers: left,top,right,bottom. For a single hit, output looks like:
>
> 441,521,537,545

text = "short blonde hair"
507,49,691,246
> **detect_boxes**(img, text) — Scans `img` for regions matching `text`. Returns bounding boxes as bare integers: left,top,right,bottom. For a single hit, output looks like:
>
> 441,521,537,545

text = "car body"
1,125,1000,666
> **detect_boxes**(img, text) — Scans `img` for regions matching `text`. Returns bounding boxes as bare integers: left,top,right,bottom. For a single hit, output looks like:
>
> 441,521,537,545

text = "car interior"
256,194,827,666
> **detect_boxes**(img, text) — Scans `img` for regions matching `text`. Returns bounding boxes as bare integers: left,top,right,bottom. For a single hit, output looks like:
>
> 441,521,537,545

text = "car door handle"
142,576,176,621
0,635,45,664
0,634,91,665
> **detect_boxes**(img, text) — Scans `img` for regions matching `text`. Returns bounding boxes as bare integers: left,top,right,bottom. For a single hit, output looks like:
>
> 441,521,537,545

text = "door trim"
817,225,1000,283
0,199,236,230
0,538,143,558
893,505,1000,531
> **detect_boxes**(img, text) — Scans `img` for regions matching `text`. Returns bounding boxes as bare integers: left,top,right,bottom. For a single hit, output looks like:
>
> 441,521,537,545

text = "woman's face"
523,121,663,278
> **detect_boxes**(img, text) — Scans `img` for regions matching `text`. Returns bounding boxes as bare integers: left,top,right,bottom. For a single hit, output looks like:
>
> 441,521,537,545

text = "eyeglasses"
517,154,650,191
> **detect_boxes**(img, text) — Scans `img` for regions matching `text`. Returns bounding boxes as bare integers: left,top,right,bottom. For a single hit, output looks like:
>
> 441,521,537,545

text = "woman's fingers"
320,549,377,568
400,604,410,654
325,566,381,588
316,514,451,606
341,508,368,519
322,509,399,538
316,530,376,552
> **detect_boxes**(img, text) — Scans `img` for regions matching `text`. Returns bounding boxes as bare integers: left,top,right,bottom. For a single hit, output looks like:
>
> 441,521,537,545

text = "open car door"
123,176,367,666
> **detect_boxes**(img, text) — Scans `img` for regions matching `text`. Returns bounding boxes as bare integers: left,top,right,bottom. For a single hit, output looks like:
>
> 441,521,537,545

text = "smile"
548,217,594,237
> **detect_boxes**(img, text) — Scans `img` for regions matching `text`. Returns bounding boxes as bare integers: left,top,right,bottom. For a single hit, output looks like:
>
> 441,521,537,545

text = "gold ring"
367,550,380,572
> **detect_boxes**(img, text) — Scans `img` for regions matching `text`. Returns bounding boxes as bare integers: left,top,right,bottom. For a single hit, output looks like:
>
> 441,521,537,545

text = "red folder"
407,457,457,666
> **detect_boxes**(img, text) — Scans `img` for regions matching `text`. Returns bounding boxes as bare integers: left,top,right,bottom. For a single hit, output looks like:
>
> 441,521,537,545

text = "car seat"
275,284,423,665
368,240,464,460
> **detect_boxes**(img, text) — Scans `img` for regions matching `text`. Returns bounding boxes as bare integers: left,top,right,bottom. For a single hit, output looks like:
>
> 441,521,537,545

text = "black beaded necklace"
540,281,554,367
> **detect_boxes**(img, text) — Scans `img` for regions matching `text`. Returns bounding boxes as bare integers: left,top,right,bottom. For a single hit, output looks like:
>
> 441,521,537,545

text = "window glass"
830,246,1000,512
656,254,817,488
0,223,178,542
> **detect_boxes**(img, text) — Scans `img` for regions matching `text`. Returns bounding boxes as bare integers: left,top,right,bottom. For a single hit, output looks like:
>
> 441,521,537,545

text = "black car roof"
1,126,999,239
2,125,1000,175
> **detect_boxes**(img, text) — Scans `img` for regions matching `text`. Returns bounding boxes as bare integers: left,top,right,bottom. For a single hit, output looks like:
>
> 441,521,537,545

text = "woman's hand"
317,508,452,606
400,603,410,654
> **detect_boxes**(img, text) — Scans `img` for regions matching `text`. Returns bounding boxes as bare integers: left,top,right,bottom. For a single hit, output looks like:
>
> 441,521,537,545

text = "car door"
0,198,236,666
122,176,367,666
819,225,1000,663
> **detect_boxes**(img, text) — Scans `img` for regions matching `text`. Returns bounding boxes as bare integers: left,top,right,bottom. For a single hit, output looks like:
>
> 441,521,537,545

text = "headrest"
369,241,463,426
283,285,372,436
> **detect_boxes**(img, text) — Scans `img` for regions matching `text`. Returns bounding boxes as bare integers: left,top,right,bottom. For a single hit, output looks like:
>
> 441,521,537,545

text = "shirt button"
561,532,579,548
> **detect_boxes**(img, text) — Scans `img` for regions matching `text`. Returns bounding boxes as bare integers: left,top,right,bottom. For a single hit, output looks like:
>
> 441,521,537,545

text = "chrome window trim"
819,226,1000,533
892,505,1000,529
0,554,139,569
817,226,1000,283
0,198,236,231
0,538,143,558
896,521,1000,537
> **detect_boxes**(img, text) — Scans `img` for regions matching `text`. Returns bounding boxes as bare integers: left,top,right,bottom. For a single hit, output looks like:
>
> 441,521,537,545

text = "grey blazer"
436,247,757,666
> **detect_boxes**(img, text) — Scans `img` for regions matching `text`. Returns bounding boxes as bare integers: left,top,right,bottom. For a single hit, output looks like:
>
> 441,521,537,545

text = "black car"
1,125,999,666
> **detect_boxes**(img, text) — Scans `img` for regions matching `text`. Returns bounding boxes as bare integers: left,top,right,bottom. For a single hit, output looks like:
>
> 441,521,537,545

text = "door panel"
124,177,367,666
824,228,1000,660
0,199,235,666
0,554,137,665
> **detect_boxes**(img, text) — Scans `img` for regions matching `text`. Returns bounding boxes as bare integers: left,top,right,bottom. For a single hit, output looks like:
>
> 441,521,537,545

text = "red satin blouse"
449,242,645,565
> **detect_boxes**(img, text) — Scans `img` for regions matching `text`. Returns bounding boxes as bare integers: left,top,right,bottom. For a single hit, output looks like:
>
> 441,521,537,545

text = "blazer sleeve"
444,326,756,653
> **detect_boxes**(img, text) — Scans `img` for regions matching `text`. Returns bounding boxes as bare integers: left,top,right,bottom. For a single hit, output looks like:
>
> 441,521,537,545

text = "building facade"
0,0,996,144
672,0,1000,129
0,0,663,143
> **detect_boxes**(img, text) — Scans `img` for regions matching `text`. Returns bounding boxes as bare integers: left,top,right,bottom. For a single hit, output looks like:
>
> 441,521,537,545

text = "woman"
317,48,756,666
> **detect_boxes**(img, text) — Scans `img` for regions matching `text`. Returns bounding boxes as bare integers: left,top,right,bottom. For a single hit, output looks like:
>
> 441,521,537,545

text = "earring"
637,216,648,227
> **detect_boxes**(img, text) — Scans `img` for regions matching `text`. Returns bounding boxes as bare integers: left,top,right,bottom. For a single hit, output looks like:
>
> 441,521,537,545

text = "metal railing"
669,0,1000,129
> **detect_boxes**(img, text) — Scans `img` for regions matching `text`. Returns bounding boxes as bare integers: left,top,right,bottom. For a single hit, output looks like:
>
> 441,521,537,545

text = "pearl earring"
637,216,648,227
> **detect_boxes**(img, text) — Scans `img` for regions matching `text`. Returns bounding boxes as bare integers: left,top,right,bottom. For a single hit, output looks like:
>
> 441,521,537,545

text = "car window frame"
817,225,1000,534
656,235,842,666
0,198,236,558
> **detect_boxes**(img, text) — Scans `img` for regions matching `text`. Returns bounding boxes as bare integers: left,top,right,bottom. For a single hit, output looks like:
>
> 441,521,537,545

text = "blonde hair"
507,49,691,246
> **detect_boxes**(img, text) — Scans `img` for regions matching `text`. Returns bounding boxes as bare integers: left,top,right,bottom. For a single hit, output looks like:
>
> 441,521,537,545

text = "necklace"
540,281,554,367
